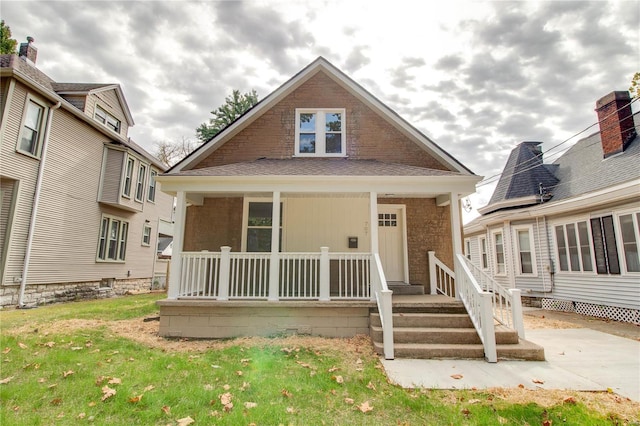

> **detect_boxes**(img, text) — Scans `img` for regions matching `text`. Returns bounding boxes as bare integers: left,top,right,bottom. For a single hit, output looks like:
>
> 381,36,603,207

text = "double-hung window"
618,212,640,273
479,237,488,269
142,224,152,246
515,227,535,274
18,99,47,157
97,215,128,261
94,105,121,133
148,170,157,202
295,109,345,156
244,201,282,252
554,221,593,273
590,215,620,275
122,157,134,197
492,231,506,274
135,163,147,202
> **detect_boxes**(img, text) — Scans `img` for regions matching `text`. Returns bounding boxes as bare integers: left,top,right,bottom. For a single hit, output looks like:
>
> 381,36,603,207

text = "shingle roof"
51,83,115,92
170,158,464,177
485,141,559,212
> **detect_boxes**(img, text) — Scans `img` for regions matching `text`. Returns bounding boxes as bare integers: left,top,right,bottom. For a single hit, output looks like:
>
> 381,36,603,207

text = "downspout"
18,101,62,307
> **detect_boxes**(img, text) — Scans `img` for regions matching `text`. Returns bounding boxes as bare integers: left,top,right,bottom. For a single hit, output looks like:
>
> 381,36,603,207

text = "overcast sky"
3,0,638,222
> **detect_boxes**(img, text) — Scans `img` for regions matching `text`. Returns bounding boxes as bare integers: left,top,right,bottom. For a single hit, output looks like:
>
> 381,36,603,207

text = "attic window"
294,109,345,157
94,105,121,133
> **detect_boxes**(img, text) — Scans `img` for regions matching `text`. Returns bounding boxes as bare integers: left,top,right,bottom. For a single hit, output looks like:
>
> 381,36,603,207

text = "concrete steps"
370,304,545,361
387,283,425,295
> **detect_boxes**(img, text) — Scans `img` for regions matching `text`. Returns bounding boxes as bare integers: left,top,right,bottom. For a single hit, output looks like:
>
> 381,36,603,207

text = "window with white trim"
590,215,620,275
618,212,640,273
479,237,488,269
142,224,152,246
492,230,506,274
554,220,594,273
122,157,134,197
147,170,157,202
515,227,536,274
244,201,282,252
18,99,47,157
135,163,147,202
464,239,471,260
295,109,345,156
97,215,128,261
94,105,121,133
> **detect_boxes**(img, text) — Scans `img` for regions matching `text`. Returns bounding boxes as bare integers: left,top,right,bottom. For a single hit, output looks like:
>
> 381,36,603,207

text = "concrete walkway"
381,311,640,401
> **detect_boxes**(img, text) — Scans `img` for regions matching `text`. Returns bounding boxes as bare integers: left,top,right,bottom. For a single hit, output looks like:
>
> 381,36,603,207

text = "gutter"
18,100,62,307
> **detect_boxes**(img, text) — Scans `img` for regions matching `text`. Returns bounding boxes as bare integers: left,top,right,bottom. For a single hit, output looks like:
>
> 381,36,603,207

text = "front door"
377,205,406,282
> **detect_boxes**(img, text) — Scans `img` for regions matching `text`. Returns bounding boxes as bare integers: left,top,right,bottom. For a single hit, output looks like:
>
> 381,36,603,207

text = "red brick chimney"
18,36,37,65
595,91,636,158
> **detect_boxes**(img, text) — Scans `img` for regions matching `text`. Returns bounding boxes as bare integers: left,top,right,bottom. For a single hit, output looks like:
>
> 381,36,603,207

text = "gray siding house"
0,40,174,307
464,91,639,324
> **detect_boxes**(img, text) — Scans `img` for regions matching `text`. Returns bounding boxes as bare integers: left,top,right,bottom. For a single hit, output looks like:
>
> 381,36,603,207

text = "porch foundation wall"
157,300,372,339
0,278,152,308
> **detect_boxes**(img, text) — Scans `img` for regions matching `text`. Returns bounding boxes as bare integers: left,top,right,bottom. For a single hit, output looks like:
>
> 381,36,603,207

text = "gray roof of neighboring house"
486,141,559,209
170,158,465,177
550,130,640,201
50,83,116,92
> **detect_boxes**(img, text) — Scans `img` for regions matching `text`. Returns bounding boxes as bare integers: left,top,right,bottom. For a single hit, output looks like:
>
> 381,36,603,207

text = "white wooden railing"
454,253,497,363
459,256,525,338
178,247,373,301
428,251,456,297
371,253,394,360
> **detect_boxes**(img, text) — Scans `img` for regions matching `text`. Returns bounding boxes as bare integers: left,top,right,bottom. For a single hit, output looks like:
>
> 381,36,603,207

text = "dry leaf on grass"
77,413,86,419
281,389,293,398
129,395,143,403
144,385,155,392
108,377,122,385
357,401,374,413
63,370,74,378
244,402,257,409
332,375,344,384
366,381,376,390
235,370,243,376
43,342,55,348
161,405,170,415
0,376,15,384
344,398,354,404
220,392,233,411
2,347,11,354
563,396,577,404
286,407,295,414
101,386,116,401
328,366,339,373
177,416,194,426
18,343,27,349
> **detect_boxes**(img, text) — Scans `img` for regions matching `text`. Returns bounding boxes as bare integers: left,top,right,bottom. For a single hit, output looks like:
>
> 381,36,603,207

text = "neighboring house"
0,40,174,307
464,91,639,324
155,57,481,340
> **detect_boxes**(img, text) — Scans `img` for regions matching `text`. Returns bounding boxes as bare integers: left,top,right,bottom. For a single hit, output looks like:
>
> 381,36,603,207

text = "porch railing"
428,251,456,297
454,253,497,363
370,253,394,360
177,248,372,301
459,256,525,338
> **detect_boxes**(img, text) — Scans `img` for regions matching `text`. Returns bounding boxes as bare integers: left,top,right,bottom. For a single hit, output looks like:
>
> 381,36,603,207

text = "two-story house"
0,39,174,307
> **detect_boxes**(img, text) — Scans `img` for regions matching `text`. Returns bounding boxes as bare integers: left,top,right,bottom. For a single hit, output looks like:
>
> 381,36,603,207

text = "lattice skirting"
542,298,640,325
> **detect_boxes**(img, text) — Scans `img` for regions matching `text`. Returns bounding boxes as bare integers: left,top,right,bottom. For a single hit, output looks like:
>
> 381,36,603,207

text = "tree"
629,72,640,99
0,20,18,54
154,137,198,167
196,89,258,143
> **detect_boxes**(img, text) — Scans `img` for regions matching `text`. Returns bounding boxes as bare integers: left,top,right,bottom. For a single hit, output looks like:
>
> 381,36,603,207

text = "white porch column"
268,191,281,301
168,191,187,299
369,192,379,254
450,192,462,300
319,247,330,301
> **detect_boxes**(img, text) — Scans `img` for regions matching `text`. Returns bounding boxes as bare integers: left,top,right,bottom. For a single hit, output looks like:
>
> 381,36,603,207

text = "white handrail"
371,253,394,360
459,256,525,338
428,251,456,298
454,254,497,363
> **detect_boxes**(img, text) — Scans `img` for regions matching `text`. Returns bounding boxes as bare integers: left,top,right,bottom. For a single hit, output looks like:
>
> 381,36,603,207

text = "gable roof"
169,57,474,175
479,141,559,215
51,82,135,126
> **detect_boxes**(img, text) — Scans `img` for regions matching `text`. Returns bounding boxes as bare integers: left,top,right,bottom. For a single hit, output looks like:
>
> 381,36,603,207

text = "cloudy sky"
3,0,638,222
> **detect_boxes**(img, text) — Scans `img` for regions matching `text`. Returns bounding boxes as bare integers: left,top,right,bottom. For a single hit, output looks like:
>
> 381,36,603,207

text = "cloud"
343,45,370,73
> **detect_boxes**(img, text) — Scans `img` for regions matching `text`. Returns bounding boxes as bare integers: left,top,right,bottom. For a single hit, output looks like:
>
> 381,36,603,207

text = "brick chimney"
595,91,636,158
18,36,37,65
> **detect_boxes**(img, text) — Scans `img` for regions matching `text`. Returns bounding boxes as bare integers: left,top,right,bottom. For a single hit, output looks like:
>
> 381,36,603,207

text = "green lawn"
1,294,637,425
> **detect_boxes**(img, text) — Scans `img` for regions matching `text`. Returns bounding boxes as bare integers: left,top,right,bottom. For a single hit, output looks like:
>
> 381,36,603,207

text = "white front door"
378,205,406,282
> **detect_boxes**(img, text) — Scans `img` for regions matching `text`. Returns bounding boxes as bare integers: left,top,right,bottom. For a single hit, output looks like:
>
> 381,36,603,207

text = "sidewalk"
381,309,640,401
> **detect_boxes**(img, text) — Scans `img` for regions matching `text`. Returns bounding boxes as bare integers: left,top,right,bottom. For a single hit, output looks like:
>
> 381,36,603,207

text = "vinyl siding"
0,178,18,284
1,79,173,286
283,197,370,252
99,148,125,204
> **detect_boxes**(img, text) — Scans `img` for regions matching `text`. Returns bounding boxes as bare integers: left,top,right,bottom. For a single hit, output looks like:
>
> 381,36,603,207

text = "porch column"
168,191,187,299
268,191,281,301
369,192,379,254
450,192,462,300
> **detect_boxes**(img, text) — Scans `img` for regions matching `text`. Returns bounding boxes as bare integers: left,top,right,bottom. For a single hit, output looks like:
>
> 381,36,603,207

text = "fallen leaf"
240,382,250,391
88,402,96,407
204,384,214,391
344,398,354,404
108,377,122,385
468,399,481,404
451,374,464,380
129,395,143,403
518,384,525,389
356,358,363,365
38,378,46,383
48,384,58,389
563,396,576,404
330,389,337,395
223,402,233,412
0,376,15,384
244,402,257,409
63,370,74,378
296,361,311,369
95,376,106,385
542,420,552,426
51,398,63,405
286,407,295,414
220,392,233,406
223,384,230,391
71,347,83,351
328,366,340,373
461,408,471,416
357,401,374,413
498,416,509,424
77,413,86,419
101,385,116,401
177,416,195,426
161,405,170,415
235,370,243,376
366,381,376,391
240,358,251,364
43,342,55,348
2,348,10,354
332,375,344,384
532,378,545,384
281,389,293,398
18,343,27,349
144,385,155,392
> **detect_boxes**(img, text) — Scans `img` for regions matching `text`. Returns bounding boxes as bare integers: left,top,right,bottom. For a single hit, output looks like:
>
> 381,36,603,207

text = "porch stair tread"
370,325,520,345
387,283,425,295
372,341,545,360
